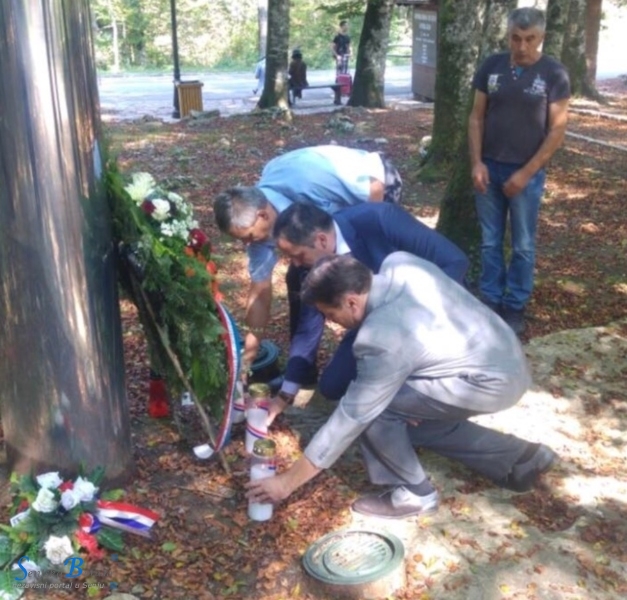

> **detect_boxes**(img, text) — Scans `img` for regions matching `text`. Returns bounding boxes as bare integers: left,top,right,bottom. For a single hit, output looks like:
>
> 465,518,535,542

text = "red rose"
141,200,155,215
188,228,210,251
59,481,74,492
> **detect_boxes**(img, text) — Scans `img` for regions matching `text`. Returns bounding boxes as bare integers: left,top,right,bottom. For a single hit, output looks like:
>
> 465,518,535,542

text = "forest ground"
4,78,627,599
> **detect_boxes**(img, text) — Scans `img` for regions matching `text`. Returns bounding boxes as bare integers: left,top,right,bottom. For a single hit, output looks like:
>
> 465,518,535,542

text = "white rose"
60,489,80,511
43,535,74,566
151,199,171,221
31,488,58,513
36,472,63,489
72,477,98,502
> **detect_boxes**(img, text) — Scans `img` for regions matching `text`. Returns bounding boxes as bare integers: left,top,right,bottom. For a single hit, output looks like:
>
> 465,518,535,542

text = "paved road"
98,64,418,121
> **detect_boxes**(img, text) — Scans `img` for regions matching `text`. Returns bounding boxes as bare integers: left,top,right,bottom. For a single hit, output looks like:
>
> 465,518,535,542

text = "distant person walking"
332,20,351,75
253,56,265,95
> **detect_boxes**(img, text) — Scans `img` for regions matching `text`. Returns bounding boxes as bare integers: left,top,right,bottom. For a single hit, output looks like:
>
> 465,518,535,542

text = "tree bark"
435,0,515,269
348,0,395,108
562,0,600,98
426,0,485,170
544,0,571,60
258,0,289,109
586,0,603,81
584,0,602,82
0,0,133,483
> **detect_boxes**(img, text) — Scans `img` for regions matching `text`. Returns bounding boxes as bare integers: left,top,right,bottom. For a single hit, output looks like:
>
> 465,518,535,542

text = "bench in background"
289,84,342,107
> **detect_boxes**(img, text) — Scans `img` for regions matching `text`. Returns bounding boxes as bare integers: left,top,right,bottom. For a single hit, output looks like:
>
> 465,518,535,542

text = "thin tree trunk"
106,0,120,73
258,0,268,58
585,0,603,82
258,0,289,110
348,0,395,108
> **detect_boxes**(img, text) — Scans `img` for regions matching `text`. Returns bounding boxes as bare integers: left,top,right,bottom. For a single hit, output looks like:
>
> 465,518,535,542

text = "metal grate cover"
303,530,405,585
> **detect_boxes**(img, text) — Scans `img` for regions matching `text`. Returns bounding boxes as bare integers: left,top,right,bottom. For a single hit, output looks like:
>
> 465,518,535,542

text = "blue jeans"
475,160,546,311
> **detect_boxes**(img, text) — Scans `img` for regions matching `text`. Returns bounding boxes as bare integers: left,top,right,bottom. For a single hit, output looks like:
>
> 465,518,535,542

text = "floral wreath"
0,469,158,595
111,172,240,452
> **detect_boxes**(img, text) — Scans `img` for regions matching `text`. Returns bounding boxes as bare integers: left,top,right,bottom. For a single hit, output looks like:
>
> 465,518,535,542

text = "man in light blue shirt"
213,145,402,401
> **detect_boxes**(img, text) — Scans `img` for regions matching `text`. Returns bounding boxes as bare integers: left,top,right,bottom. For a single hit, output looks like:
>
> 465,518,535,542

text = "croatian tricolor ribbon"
95,501,160,538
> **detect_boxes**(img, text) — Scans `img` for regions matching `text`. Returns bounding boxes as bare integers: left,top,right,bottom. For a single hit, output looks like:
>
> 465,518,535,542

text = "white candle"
248,463,274,521
231,382,247,424
245,407,268,454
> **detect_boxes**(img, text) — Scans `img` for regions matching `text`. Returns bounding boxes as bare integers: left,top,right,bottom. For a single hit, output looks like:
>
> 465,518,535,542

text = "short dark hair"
302,254,372,308
273,202,333,247
339,19,347,27
508,8,546,32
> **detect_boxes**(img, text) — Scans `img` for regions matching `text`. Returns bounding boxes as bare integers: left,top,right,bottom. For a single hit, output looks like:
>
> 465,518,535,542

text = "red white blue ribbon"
212,301,242,451
95,501,160,538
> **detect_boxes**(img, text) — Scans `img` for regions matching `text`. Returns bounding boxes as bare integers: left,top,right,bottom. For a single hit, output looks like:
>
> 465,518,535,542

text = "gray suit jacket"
305,251,530,469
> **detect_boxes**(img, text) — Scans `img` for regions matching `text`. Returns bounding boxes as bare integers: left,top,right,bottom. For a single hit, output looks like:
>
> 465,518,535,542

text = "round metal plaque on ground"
302,529,406,599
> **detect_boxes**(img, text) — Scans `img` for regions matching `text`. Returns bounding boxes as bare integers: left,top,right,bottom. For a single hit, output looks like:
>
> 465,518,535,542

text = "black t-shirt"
333,33,350,56
472,52,570,164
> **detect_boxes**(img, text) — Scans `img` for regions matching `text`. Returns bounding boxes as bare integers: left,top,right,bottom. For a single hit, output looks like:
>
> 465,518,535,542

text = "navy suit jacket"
334,202,468,281
285,202,469,389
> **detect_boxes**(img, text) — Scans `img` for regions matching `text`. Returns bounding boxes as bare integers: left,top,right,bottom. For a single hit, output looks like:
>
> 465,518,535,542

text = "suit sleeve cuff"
280,380,301,396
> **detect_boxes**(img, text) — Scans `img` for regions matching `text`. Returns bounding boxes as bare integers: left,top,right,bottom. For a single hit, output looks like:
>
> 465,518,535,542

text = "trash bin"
176,80,204,117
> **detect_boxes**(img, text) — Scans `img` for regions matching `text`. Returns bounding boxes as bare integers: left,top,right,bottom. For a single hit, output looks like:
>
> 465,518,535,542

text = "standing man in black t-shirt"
332,20,351,75
469,7,570,336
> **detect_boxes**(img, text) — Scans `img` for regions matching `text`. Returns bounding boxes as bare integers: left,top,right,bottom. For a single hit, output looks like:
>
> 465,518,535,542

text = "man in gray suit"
246,252,556,519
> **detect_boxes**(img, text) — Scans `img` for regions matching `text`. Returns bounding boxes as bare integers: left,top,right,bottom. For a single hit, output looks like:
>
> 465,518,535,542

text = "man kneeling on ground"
246,252,556,519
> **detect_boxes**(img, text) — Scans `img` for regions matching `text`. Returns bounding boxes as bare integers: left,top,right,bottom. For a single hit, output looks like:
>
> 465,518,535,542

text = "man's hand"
267,396,289,426
240,331,261,385
246,472,293,504
471,162,490,194
503,169,531,198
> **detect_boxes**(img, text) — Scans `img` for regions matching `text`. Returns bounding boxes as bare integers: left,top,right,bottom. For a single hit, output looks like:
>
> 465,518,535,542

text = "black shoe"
351,487,439,519
501,306,526,335
501,444,556,492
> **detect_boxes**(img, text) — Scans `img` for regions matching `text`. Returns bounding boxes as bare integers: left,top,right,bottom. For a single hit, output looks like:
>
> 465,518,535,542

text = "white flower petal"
32,488,59,513
36,472,63,489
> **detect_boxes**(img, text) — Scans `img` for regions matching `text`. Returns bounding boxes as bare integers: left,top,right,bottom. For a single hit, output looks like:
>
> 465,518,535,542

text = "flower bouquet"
0,469,159,596
109,171,241,454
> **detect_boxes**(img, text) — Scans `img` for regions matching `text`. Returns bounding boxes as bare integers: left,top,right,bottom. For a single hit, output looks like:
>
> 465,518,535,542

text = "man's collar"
333,220,351,255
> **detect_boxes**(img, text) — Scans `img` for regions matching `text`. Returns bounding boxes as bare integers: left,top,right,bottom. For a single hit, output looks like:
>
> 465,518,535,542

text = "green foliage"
96,528,124,553
91,0,412,71
107,168,228,420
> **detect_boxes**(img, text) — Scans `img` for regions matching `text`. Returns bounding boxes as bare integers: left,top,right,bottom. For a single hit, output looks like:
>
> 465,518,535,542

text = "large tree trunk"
0,0,133,483
348,0,395,108
435,0,515,270
544,0,571,59
562,0,600,98
425,0,485,170
258,0,289,110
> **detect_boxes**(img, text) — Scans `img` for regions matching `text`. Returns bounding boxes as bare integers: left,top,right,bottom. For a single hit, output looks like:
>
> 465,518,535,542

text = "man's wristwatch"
277,390,296,406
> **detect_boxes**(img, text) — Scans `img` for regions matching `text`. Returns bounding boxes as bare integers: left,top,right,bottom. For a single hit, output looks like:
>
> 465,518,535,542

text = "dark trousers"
285,263,320,385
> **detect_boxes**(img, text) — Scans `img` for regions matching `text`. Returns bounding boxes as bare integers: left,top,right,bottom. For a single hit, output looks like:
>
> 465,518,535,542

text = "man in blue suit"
271,201,469,407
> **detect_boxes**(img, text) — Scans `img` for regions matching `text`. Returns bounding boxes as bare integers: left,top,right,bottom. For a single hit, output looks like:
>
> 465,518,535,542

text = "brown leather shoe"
351,487,439,519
